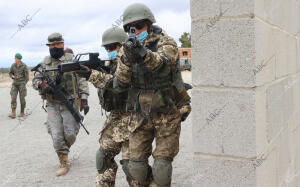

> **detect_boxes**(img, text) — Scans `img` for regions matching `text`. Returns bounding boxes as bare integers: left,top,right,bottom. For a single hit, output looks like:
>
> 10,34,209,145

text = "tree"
179,32,191,48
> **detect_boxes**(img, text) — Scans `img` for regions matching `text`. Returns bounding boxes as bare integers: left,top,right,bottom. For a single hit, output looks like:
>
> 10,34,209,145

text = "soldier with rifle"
32,32,89,176
113,3,192,186
74,27,143,186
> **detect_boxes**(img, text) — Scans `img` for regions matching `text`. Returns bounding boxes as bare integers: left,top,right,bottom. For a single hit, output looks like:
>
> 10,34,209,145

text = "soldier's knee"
152,158,172,187
11,94,17,103
20,99,26,107
65,134,76,146
96,148,116,173
128,159,149,183
64,125,77,145
53,139,63,150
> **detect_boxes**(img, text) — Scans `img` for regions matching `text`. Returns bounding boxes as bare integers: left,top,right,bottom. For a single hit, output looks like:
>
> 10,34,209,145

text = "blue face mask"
107,51,118,60
136,30,148,44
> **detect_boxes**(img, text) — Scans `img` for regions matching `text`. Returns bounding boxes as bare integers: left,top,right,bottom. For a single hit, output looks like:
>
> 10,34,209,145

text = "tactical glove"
80,99,89,115
179,104,191,122
39,81,53,94
123,39,148,63
121,54,133,67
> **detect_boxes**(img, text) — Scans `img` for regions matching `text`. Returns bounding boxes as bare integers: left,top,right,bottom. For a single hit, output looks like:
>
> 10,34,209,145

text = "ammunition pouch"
138,90,154,117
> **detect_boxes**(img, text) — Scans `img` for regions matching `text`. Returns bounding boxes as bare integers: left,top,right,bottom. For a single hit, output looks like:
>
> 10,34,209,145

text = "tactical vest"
41,54,78,101
127,26,191,114
97,61,128,112
126,27,175,114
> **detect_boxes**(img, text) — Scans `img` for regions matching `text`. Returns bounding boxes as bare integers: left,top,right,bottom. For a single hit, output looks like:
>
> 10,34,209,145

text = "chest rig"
44,54,79,102
127,27,177,115
98,61,128,112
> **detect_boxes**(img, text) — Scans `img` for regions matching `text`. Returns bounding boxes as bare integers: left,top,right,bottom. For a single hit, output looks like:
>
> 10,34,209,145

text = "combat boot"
56,154,70,176
8,108,16,118
18,107,25,117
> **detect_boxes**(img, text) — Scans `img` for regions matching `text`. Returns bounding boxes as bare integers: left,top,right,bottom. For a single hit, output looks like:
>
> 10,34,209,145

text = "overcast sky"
0,0,190,68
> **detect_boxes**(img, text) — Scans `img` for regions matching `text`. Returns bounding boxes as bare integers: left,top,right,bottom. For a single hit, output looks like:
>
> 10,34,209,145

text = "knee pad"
96,148,114,173
152,158,172,187
128,160,149,183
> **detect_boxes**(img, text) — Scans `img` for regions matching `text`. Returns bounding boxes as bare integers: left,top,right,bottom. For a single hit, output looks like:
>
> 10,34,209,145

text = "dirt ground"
0,71,193,187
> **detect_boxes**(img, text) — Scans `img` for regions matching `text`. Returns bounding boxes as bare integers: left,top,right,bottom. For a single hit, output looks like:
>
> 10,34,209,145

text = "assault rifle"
31,63,90,134
31,52,111,135
44,53,111,74
124,27,137,49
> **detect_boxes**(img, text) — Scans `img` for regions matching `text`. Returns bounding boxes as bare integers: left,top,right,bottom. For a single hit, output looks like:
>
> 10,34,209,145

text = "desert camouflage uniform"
32,53,89,154
89,59,136,187
9,62,29,109
115,26,191,186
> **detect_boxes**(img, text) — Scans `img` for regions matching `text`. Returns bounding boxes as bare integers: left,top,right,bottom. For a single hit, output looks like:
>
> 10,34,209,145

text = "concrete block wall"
191,0,300,186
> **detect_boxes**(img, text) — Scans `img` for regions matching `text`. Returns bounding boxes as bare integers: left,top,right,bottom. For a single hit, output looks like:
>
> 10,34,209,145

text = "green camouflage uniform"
89,59,136,187
115,25,190,186
32,53,89,154
9,62,29,109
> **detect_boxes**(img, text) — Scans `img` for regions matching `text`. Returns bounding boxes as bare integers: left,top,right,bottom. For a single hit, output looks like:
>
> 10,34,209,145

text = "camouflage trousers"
10,82,27,109
129,109,181,160
46,102,80,154
97,111,145,187
96,111,129,187
127,110,182,186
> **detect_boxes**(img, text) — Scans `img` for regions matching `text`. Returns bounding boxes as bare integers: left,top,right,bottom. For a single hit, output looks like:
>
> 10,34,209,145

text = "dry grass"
0,73,10,82
0,72,34,88
0,72,34,82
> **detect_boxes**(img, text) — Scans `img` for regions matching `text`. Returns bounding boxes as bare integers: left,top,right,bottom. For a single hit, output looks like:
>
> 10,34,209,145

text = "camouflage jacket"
89,60,116,89
89,58,127,112
32,53,89,103
115,25,181,113
9,62,29,84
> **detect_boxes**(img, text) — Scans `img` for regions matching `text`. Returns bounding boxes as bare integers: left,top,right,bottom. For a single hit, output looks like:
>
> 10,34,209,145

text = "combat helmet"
122,3,156,30
102,27,128,46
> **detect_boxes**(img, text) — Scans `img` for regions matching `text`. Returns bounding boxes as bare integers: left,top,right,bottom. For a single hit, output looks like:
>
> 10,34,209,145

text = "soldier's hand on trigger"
39,81,53,94
179,104,191,122
132,39,147,59
122,50,134,67
123,42,135,60
76,65,91,80
80,99,89,115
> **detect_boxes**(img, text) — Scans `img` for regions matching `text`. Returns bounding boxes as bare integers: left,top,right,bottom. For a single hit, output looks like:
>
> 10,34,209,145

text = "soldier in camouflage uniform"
32,33,89,176
8,53,29,118
114,3,191,187
79,27,141,187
